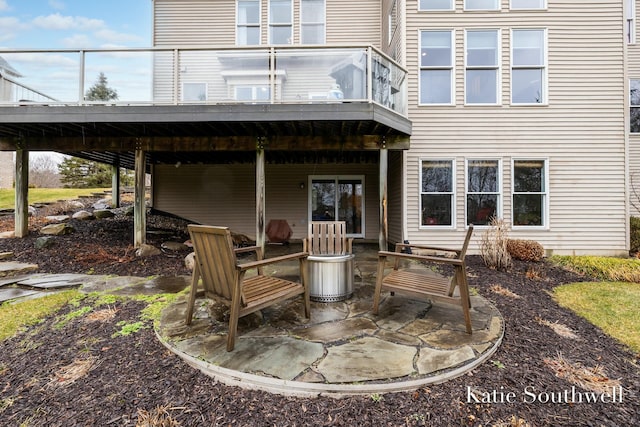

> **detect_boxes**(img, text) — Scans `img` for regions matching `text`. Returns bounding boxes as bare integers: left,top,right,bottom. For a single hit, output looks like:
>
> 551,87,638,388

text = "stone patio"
0,244,504,397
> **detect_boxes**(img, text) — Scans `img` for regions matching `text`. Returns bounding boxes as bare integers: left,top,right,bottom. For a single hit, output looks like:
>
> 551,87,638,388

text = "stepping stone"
205,336,324,381
417,346,476,375
317,337,416,382
17,274,91,289
0,262,38,277
0,288,39,303
0,252,13,260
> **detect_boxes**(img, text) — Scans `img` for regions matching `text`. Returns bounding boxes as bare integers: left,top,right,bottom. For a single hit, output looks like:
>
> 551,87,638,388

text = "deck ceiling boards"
0,103,411,170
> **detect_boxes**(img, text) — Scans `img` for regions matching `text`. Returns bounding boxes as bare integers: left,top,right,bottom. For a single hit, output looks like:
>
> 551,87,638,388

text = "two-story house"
0,0,633,256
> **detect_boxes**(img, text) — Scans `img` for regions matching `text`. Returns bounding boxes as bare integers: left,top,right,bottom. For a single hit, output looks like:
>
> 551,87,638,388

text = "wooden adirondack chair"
185,225,310,351
302,221,353,255
372,226,474,334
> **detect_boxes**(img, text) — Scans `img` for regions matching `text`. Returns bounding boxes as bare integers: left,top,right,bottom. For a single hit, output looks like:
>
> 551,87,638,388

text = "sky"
0,0,152,49
0,0,153,103
0,0,153,163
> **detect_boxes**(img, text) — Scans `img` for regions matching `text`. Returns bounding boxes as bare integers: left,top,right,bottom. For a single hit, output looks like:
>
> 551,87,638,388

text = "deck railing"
0,45,407,116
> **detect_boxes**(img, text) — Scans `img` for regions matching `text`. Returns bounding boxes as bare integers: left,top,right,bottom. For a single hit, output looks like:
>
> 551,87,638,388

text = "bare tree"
30,154,62,188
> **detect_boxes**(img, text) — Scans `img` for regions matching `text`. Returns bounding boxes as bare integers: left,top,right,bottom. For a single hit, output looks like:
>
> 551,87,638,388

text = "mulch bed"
0,203,638,426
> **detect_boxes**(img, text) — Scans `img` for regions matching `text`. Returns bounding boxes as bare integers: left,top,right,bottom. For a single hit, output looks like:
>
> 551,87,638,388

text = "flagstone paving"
0,250,504,397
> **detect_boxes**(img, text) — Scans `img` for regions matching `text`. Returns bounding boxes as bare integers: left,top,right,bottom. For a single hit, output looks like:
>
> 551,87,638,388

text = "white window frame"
510,0,546,9
465,29,501,105
182,82,208,102
388,0,397,45
308,175,365,238
627,0,636,44
301,0,326,45
269,0,293,44
419,0,454,11
419,29,455,106
234,85,271,102
464,0,499,11
511,158,549,229
236,0,261,46
465,158,502,227
630,79,640,133
510,28,547,105
420,159,456,228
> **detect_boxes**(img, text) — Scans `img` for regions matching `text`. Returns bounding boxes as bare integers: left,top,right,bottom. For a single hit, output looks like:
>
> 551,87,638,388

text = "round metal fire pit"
307,254,355,302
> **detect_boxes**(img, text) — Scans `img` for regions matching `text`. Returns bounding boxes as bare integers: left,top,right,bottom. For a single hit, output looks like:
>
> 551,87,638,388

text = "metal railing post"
78,50,85,105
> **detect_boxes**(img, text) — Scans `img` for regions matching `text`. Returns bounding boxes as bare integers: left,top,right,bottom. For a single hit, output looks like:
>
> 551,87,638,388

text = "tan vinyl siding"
387,150,404,244
405,0,627,255
154,0,381,48
628,1,640,217
154,163,380,242
326,0,381,46
153,0,236,46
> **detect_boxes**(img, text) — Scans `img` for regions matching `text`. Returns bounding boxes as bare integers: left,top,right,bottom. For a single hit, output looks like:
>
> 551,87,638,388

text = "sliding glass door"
310,175,364,237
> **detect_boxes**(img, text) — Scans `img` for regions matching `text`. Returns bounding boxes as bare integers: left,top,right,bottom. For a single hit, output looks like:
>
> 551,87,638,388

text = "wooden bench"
372,226,474,334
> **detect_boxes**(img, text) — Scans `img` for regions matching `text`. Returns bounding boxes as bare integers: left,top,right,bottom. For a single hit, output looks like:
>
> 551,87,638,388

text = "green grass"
553,281,640,353
0,290,81,341
0,188,109,210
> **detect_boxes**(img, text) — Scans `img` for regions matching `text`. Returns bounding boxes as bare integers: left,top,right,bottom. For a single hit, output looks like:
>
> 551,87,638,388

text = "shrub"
479,217,512,271
630,216,640,254
507,239,545,262
551,255,640,283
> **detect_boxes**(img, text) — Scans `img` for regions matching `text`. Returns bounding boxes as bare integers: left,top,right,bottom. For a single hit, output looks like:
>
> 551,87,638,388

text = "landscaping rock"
161,241,188,251
67,200,85,209
185,252,195,270
35,236,56,249
45,215,70,222
72,210,94,220
40,223,74,236
136,243,161,257
0,231,14,239
94,209,115,219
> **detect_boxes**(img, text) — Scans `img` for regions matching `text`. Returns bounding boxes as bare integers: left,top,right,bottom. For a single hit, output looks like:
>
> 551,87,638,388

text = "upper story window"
627,0,636,44
512,159,547,227
269,0,292,44
465,0,499,11
631,79,640,133
510,0,545,9
421,159,455,227
301,0,325,44
419,30,454,105
466,159,500,226
419,0,454,10
237,0,261,45
511,29,546,104
465,30,500,104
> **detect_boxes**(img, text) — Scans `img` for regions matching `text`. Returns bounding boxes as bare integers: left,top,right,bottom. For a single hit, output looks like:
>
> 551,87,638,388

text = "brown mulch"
0,201,639,426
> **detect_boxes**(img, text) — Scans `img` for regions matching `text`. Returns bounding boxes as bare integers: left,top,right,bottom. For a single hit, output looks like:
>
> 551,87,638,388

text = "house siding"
405,0,627,255
628,0,640,217
0,151,12,189
153,163,380,242
153,0,382,47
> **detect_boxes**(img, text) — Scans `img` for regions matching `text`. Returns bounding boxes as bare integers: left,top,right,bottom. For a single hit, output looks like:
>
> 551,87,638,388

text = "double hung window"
269,0,292,44
237,0,261,45
465,30,499,104
466,159,500,226
421,160,454,227
420,30,454,105
419,0,453,10
631,80,640,133
510,0,545,9
512,160,547,227
511,29,546,104
464,0,499,10
627,0,636,44
301,0,325,44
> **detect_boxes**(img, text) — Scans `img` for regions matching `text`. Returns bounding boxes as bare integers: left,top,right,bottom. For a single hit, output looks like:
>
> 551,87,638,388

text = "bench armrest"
378,250,463,266
238,252,308,271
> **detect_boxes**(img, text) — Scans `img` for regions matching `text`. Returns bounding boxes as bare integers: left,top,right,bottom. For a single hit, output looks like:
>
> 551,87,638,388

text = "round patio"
155,245,504,397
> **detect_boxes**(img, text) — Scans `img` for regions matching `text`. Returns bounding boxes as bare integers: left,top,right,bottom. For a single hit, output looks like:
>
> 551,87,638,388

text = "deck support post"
134,148,146,247
256,139,266,253
379,146,388,251
111,156,121,208
14,149,29,238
